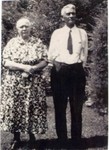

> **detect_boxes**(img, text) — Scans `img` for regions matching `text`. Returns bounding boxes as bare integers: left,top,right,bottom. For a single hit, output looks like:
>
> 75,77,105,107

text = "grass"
1,96,108,150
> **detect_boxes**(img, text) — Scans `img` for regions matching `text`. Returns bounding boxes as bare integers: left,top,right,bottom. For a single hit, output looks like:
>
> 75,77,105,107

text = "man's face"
62,7,76,27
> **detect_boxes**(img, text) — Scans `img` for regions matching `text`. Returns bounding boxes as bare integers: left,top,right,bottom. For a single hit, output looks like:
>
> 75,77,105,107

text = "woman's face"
16,19,31,39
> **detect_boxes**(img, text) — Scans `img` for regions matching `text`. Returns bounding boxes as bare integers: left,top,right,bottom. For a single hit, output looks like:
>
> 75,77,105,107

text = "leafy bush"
2,0,105,46
88,9,108,107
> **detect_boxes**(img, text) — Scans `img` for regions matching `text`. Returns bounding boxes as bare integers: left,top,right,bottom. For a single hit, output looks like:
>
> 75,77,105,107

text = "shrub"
88,10,108,107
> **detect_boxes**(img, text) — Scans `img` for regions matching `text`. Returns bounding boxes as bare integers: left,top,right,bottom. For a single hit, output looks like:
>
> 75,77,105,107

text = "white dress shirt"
48,25,88,66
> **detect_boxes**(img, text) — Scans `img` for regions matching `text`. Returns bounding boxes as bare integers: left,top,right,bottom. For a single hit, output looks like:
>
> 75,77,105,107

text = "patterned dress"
1,36,48,134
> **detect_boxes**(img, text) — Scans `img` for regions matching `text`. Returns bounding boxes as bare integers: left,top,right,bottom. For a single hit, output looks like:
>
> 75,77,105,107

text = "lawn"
1,96,108,150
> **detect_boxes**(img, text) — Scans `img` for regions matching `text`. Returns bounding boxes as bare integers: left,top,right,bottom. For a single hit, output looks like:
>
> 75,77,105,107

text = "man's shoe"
72,137,82,148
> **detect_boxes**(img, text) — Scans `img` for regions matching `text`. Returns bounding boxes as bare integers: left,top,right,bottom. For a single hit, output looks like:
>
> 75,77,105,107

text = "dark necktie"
67,30,73,54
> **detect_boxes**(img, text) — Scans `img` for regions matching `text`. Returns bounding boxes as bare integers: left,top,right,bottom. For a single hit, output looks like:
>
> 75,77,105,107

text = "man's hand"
82,62,86,68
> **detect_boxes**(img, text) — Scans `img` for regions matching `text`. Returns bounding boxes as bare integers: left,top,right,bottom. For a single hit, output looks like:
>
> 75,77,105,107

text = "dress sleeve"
2,38,15,62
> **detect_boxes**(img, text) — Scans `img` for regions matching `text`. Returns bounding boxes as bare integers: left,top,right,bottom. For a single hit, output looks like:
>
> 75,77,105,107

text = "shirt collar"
64,25,77,32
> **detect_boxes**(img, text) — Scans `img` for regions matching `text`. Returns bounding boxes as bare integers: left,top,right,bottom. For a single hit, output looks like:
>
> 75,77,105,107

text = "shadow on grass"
14,135,108,150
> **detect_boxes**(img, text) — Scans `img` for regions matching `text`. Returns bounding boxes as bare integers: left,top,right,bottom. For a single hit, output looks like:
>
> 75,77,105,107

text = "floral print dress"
1,36,48,134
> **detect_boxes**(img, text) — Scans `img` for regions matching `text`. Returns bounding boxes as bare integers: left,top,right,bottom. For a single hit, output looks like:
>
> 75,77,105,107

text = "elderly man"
48,4,88,143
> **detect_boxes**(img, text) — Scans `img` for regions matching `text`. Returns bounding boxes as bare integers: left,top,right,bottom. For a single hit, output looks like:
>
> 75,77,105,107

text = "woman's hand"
22,66,36,78
24,65,35,75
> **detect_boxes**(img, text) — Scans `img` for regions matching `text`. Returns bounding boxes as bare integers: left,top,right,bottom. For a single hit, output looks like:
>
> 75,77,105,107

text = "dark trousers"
51,62,86,140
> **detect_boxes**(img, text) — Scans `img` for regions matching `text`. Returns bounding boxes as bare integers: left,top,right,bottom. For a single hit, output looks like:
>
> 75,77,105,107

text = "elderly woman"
2,17,48,144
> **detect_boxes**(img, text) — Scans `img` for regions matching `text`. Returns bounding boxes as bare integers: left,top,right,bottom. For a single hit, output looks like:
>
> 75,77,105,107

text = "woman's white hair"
16,17,32,29
61,4,76,16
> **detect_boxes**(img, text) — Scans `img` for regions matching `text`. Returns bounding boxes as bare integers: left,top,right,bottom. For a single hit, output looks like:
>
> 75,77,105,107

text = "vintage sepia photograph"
1,0,108,149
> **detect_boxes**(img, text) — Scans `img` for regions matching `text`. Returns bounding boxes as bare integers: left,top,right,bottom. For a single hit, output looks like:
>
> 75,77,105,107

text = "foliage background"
2,0,108,109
